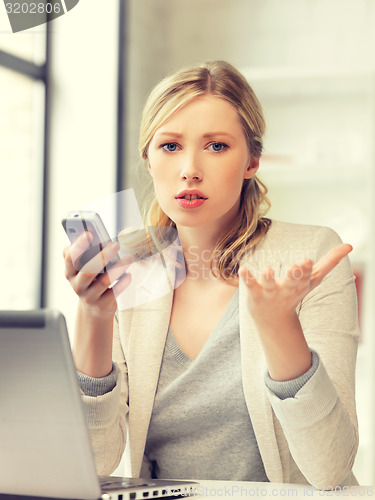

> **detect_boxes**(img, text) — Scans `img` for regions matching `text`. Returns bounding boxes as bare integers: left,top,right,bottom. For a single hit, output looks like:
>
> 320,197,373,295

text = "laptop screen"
0,310,101,499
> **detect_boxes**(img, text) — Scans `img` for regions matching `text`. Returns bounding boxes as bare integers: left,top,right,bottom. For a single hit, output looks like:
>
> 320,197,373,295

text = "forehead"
154,95,243,135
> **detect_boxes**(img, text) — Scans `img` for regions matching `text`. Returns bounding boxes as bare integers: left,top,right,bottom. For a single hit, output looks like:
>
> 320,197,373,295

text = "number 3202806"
5,3,62,14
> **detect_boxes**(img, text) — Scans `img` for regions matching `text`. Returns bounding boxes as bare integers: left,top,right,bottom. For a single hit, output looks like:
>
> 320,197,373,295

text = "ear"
243,156,259,180
147,162,153,177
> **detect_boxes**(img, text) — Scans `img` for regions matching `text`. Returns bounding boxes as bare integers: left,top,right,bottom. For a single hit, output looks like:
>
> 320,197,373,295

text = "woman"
63,61,359,487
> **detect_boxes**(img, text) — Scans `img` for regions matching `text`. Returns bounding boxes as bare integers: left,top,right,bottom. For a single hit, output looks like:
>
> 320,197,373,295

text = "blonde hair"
139,60,271,284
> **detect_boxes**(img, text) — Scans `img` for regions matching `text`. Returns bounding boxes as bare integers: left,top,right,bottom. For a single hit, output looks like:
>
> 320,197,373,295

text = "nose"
180,151,202,181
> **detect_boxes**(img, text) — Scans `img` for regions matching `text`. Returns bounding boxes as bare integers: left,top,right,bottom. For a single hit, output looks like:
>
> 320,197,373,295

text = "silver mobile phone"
62,211,119,272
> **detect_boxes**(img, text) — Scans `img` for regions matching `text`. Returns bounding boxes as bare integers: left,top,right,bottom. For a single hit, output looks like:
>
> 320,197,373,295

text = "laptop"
0,310,198,500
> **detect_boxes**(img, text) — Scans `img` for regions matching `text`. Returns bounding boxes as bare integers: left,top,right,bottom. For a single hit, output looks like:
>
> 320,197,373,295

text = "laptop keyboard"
100,476,155,491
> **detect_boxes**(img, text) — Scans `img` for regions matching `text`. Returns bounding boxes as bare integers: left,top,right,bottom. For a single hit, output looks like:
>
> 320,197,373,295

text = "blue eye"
161,143,179,152
208,142,228,152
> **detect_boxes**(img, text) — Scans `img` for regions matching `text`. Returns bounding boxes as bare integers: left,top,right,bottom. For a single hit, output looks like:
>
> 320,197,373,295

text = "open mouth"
179,194,206,200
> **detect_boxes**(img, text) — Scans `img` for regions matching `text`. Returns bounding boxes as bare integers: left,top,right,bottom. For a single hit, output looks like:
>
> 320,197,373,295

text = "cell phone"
62,211,120,272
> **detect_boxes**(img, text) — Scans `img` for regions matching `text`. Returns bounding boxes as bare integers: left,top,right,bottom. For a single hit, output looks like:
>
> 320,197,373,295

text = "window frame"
0,24,50,307
1,0,127,308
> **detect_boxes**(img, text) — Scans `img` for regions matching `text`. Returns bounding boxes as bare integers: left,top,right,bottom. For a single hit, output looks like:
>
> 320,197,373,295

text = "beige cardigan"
82,220,359,488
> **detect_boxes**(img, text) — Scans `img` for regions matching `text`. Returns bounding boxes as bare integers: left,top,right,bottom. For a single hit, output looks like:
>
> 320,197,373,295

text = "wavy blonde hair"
139,60,271,284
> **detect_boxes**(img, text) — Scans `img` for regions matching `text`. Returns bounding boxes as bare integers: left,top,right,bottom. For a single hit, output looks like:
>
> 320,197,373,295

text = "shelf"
242,66,375,99
258,164,367,185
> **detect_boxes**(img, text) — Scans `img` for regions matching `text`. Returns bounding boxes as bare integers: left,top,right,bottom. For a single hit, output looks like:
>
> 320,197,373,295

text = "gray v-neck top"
144,289,268,481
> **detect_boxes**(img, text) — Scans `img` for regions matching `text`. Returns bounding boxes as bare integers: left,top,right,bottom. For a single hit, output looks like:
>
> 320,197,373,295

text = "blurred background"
0,0,374,484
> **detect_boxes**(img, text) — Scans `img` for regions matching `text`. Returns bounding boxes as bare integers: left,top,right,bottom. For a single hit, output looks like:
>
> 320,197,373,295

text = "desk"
0,482,373,500
182,481,374,499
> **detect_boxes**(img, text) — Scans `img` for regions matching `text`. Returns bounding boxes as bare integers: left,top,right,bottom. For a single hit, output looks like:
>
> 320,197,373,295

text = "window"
0,23,48,308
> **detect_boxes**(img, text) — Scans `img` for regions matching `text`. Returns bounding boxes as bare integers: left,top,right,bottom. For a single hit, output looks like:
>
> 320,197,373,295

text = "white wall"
125,0,375,484
124,0,375,187
46,0,119,335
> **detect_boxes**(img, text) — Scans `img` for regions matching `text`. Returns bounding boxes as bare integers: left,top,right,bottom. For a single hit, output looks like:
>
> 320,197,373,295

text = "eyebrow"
155,132,183,139
155,131,236,140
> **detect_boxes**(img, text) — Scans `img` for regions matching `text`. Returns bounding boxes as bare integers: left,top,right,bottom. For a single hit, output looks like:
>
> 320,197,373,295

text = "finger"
239,267,262,293
311,243,352,288
109,254,134,272
286,259,313,284
69,242,122,293
261,267,277,292
80,270,131,305
80,241,120,275
111,272,132,298
92,263,129,291
106,257,133,284
73,248,132,301
69,231,94,268
88,273,131,312
64,244,80,281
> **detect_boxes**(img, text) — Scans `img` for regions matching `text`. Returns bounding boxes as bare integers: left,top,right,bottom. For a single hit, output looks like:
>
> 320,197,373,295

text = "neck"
177,224,224,282
174,199,241,282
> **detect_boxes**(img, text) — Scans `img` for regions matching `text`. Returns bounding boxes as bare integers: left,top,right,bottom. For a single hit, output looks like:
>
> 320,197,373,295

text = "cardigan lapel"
126,290,173,476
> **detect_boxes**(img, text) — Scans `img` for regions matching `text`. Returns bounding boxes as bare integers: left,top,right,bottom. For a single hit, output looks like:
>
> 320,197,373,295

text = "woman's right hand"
63,231,132,377
63,230,132,317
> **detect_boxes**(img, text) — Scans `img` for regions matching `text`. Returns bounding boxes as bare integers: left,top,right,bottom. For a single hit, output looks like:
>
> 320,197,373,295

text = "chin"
169,213,205,229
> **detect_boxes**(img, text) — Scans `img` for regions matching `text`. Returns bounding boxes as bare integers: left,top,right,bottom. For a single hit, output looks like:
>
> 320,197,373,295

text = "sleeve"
80,314,129,476
77,363,118,396
264,349,319,400
265,226,360,488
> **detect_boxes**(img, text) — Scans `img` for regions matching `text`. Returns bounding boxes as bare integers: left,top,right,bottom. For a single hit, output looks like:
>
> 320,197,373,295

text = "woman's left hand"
239,243,353,380
239,243,352,323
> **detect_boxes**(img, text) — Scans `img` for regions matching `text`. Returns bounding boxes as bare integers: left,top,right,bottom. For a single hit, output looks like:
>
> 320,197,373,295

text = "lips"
175,190,207,209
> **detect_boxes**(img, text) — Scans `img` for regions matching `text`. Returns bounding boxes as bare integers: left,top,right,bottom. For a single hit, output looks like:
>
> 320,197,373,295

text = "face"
147,95,259,232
